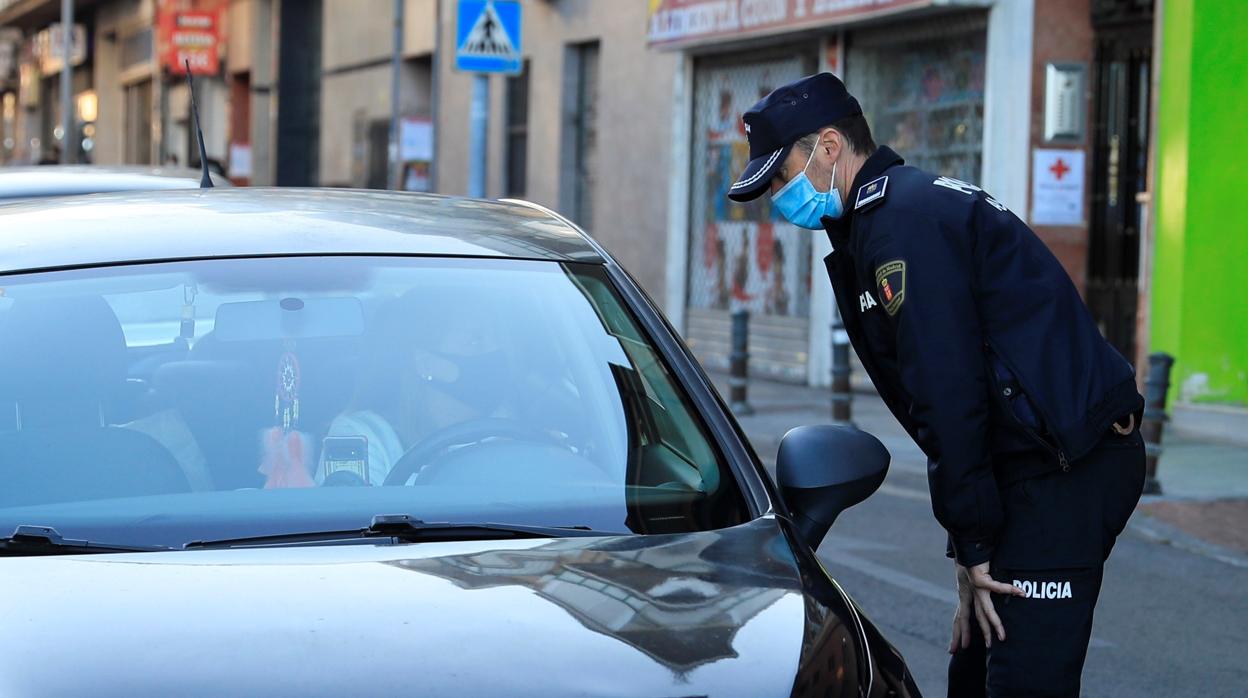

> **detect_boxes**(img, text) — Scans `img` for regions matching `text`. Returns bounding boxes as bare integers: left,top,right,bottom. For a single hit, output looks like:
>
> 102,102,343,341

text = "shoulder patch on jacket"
875,260,906,316
855,176,888,212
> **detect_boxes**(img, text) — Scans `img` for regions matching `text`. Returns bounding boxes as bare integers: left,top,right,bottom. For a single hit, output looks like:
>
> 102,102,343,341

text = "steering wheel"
383,417,560,486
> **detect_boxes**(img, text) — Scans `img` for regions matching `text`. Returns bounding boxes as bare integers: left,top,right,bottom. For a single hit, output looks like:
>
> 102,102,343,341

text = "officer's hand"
949,565,975,653
965,562,1025,647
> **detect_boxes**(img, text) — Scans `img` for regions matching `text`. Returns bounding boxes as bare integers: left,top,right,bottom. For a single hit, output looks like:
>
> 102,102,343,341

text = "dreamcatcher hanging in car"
259,346,315,488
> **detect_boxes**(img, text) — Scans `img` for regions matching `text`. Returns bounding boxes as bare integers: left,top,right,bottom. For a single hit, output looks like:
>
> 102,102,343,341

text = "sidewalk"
707,371,1248,559
1136,434,1248,558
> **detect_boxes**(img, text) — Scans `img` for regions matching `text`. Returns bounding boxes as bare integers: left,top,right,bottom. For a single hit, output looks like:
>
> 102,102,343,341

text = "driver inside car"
315,288,514,486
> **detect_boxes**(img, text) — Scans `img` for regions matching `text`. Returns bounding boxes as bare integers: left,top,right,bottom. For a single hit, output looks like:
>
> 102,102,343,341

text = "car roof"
0,188,604,275
0,165,232,200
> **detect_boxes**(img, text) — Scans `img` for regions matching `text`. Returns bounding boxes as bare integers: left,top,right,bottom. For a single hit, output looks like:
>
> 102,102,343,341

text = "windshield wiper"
184,514,607,550
0,525,172,556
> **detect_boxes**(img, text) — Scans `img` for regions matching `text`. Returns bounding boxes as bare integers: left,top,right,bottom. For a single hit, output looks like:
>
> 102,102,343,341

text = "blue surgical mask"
771,146,842,230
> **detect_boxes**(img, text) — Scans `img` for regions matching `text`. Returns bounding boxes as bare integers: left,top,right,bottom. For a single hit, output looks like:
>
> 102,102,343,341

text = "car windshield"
0,256,749,548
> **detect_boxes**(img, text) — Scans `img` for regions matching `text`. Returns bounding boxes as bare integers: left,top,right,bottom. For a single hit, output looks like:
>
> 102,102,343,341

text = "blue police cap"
728,73,862,203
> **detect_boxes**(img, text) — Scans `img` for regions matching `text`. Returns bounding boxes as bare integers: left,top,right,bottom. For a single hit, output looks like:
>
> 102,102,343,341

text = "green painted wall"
1151,0,1248,406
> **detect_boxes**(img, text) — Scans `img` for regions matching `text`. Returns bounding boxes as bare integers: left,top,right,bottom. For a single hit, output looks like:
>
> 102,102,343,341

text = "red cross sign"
1049,157,1071,181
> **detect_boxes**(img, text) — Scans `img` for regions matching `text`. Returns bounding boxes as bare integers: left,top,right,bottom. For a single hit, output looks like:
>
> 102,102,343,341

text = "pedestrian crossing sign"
455,0,522,74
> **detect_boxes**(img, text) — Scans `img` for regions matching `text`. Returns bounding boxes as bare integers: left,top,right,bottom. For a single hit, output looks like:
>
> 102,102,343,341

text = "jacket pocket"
987,352,1044,432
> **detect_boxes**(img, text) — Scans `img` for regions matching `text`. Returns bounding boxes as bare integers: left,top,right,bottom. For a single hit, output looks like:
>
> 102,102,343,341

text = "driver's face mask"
427,349,506,415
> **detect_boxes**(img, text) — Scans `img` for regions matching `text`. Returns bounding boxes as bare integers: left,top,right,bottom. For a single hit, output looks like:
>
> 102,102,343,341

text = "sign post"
389,0,404,189
59,0,72,163
455,0,522,198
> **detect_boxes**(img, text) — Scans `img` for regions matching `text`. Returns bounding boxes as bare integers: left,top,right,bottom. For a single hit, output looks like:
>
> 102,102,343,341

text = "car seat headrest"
0,295,127,404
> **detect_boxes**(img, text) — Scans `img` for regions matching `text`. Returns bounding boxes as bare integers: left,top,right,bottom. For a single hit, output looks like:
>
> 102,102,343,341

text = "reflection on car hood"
0,517,809,697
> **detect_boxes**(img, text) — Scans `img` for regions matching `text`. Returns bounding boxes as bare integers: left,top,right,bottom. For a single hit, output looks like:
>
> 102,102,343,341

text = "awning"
646,0,984,50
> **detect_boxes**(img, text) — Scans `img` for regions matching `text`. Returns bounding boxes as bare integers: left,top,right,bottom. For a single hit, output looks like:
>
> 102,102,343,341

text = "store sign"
647,0,933,47
159,9,221,75
34,23,87,74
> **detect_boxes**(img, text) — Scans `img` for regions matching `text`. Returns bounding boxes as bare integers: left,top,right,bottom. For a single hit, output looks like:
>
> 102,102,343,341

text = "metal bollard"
1140,352,1175,495
729,309,754,416
830,309,854,426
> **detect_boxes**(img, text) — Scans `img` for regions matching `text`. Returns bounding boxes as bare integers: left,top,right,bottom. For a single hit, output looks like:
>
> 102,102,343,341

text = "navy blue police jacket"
822,146,1144,567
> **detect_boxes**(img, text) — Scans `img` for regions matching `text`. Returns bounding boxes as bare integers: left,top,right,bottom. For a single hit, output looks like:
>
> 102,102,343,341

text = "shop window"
121,28,153,71
846,14,987,184
688,54,814,319
685,53,816,382
504,60,530,198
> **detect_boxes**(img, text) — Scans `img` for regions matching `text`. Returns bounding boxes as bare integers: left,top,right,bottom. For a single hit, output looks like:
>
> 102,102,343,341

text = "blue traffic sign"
455,0,522,74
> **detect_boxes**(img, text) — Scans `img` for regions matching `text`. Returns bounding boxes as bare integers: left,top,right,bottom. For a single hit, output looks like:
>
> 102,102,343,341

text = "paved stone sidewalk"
1137,499,1248,555
708,371,1248,563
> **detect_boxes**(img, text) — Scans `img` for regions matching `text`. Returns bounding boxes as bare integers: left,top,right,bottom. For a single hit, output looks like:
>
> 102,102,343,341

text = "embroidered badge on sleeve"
875,260,906,316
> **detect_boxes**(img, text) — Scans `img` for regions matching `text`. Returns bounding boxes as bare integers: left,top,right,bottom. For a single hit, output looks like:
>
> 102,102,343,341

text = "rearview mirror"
214,297,365,341
776,425,890,549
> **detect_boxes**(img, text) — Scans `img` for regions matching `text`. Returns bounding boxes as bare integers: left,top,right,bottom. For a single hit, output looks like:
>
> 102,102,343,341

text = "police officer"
729,73,1146,697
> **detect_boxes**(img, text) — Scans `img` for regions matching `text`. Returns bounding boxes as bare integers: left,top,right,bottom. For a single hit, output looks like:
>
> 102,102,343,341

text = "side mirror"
776,425,890,549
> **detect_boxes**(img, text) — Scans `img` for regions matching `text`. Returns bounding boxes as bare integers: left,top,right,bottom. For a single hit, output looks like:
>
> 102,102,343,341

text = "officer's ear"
818,127,844,160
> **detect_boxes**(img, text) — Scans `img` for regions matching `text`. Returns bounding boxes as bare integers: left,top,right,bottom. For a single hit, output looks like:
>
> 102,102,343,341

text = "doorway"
1088,2,1154,364
125,78,153,165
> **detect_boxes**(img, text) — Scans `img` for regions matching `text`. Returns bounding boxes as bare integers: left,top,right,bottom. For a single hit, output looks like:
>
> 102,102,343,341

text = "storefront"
686,50,817,382
156,0,228,171
0,6,94,165
651,0,1008,385
32,20,93,163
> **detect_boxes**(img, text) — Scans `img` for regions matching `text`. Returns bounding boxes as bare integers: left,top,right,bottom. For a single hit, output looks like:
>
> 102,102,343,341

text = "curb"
1127,512,1248,569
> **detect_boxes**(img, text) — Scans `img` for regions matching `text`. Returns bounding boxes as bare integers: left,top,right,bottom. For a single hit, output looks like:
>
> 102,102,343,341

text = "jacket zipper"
984,340,1070,471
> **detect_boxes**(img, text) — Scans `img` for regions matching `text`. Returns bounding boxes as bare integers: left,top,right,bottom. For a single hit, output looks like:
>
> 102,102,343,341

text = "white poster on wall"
229,143,252,179
1031,148,1085,226
399,117,434,162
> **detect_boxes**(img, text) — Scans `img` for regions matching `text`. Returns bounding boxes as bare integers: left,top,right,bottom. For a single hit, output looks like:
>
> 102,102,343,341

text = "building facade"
0,0,237,172
0,0,102,165
648,0,1113,386
431,0,680,298
10,0,1236,427
1148,0,1246,434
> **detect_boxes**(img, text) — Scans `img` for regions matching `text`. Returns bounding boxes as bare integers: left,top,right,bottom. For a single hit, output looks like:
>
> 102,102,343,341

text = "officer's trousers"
947,428,1146,698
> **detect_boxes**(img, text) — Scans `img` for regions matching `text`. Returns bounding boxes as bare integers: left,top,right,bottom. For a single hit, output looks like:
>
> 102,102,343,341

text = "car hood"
0,517,815,697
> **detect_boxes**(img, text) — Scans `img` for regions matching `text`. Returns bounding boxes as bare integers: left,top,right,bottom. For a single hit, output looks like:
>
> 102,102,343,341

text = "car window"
0,256,749,547
570,273,721,494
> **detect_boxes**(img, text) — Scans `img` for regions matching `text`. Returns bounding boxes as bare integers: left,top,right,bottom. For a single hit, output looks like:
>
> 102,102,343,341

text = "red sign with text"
160,9,220,75
647,0,932,47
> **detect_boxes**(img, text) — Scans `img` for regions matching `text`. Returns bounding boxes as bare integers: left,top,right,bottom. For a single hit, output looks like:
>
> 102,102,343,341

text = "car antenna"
185,59,214,189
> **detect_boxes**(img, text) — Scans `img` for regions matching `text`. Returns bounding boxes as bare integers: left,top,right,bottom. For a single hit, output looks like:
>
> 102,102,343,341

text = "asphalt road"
730,378,1248,697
